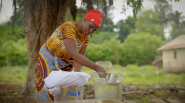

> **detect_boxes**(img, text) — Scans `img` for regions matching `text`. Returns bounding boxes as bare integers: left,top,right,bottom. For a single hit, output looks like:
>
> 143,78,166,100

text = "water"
94,78,122,103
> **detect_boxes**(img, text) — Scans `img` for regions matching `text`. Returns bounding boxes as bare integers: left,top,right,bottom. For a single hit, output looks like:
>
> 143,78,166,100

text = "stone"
151,99,167,103
166,98,181,103
86,95,95,99
122,100,136,103
86,90,94,94
125,86,138,92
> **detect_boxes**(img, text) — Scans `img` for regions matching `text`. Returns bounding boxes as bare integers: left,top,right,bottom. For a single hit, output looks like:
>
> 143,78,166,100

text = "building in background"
152,55,163,69
157,35,185,73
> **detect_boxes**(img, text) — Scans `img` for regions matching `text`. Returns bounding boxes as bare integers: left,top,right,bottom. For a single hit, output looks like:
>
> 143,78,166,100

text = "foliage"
4,11,24,27
121,33,163,65
169,11,185,39
101,38,123,64
100,17,115,32
86,32,164,66
86,38,123,64
86,43,105,62
153,0,172,26
170,21,185,39
89,31,117,44
153,0,184,40
134,10,164,38
0,38,28,66
0,12,24,40
117,16,136,42
66,8,88,22
125,0,143,19
0,20,26,66
0,1,24,67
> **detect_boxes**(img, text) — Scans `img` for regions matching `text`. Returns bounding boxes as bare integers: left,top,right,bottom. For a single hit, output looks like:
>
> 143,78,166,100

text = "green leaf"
109,0,113,6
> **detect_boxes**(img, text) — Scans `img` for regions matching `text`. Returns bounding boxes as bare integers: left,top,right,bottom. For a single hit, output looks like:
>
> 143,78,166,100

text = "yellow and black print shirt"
44,21,90,62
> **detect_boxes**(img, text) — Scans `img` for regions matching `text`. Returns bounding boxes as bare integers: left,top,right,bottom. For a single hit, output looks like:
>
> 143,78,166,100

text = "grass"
0,64,185,85
0,65,28,82
82,64,185,85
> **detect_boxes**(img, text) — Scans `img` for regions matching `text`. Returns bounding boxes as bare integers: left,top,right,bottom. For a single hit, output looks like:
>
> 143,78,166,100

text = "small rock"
86,90,94,94
122,100,136,103
151,99,167,103
126,86,138,92
12,92,19,95
166,98,181,103
86,95,95,99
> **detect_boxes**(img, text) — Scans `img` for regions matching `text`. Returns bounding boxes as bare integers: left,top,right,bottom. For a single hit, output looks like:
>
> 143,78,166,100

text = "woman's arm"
74,45,87,72
74,62,82,72
63,38,106,73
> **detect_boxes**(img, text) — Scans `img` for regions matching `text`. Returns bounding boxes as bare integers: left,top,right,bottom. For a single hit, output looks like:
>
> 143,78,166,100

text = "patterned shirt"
44,21,90,62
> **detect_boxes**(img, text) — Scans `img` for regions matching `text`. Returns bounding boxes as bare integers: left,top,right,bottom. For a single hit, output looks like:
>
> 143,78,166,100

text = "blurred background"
0,0,185,102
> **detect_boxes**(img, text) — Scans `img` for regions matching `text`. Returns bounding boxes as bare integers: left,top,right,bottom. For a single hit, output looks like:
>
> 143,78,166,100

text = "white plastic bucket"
54,85,84,103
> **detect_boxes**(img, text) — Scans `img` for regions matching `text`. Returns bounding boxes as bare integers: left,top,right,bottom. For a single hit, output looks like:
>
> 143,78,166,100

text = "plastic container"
54,85,84,103
92,72,125,103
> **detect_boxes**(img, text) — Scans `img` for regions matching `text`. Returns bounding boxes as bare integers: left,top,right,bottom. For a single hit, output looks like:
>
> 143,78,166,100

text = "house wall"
163,48,185,73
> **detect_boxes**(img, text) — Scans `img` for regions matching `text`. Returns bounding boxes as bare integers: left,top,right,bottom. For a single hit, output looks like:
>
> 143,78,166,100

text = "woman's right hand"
95,65,108,78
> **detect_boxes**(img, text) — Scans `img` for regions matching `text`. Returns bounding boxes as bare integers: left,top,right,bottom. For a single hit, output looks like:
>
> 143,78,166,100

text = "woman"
35,10,107,102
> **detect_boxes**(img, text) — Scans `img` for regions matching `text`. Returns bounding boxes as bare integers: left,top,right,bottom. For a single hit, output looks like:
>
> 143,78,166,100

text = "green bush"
0,53,6,66
86,32,163,66
101,38,123,64
86,38,123,64
0,39,28,66
90,31,117,44
120,32,163,65
0,24,26,66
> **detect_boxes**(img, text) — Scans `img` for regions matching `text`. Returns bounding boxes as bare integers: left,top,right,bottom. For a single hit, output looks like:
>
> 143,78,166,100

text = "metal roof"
157,35,185,51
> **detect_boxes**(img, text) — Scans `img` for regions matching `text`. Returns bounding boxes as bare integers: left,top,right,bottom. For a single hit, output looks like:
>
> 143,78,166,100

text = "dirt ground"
0,82,185,103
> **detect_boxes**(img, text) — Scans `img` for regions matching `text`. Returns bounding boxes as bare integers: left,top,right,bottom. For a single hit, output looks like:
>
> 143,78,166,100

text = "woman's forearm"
63,38,100,71
74,61,82,72
71,53,98,71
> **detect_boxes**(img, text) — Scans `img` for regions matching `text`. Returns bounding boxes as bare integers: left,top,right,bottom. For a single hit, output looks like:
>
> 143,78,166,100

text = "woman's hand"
95,65,108,78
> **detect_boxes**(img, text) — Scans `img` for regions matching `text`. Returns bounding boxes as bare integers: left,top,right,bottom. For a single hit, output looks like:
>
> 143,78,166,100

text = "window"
174,51,176,59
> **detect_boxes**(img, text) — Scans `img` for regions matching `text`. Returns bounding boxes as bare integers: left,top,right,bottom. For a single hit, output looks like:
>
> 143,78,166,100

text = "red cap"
84,10,103,28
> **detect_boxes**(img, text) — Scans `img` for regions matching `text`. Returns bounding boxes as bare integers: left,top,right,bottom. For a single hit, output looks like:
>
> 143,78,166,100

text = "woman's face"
82,19,99,35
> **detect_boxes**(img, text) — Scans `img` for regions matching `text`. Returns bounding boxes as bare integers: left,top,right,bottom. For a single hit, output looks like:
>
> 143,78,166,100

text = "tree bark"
21,0,75,101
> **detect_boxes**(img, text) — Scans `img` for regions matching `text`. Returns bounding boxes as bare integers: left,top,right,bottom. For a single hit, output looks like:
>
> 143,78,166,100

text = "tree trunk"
21,0,75,101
